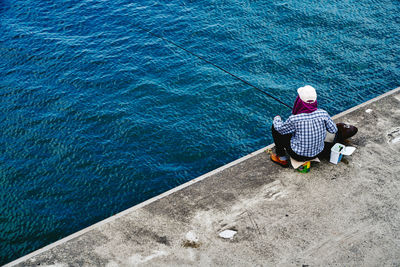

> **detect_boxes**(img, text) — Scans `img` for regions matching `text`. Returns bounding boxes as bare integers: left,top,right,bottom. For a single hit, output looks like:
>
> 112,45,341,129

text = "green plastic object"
297,161,311,173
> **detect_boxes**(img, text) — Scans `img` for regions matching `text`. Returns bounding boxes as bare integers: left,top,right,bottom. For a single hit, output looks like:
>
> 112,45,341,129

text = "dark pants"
271,125,332,161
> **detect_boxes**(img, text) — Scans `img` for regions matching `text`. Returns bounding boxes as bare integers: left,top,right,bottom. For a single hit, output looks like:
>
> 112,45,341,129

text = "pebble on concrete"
218,230,237,239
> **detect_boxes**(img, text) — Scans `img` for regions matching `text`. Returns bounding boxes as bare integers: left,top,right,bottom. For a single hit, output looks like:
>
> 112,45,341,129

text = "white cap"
297,85,317,103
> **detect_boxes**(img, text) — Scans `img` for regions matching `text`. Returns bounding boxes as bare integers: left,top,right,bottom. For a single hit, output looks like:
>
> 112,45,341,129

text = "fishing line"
137,26,292,110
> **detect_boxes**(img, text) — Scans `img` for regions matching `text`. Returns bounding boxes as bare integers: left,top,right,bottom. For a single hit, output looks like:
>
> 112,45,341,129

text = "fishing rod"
137,26,292,110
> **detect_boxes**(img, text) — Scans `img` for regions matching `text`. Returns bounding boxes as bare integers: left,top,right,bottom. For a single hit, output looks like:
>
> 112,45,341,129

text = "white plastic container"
330,143,356,164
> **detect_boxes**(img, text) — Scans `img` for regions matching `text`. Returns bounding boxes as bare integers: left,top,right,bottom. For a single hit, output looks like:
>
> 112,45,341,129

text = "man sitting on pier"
270,85,357,168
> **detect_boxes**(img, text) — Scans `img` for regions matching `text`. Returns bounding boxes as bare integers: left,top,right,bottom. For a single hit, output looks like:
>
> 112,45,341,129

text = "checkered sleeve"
273,115,295,135
325,115,338,134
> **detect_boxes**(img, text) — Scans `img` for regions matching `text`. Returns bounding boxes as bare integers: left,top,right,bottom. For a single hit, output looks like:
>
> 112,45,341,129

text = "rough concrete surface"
6,87,400,266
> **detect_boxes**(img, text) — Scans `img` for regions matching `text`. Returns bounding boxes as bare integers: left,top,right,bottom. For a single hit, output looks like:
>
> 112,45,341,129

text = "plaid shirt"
273,109,338,157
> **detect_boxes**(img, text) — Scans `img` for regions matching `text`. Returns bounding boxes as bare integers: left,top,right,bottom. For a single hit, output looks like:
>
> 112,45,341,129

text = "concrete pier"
5,87,400,266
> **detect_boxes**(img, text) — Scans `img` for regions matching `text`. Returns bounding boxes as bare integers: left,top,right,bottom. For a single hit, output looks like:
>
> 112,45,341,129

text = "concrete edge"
5,86,400,267
331,87,400,120
5,145,275,267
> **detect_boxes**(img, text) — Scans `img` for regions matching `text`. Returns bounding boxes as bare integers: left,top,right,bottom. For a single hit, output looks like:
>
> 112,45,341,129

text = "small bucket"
330,143,356,164
330,143,345,164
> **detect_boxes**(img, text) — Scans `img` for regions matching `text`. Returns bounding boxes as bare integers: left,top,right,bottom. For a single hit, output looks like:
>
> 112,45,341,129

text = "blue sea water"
0,0,399,263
